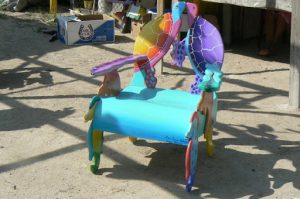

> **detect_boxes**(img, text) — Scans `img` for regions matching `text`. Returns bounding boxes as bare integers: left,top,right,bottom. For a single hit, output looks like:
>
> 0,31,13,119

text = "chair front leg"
185,137,199,192
197,92,215,157
90,130,103,174
128,137,137,143
185,112,200,192
205,122,214,157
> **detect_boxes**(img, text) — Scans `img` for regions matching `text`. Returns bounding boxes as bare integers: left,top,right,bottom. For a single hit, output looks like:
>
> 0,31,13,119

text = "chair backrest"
130,2,186,88
130,13,175,88
133,13,174,70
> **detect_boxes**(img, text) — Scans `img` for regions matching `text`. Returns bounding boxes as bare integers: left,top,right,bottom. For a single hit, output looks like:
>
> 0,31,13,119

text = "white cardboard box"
57,15,115,45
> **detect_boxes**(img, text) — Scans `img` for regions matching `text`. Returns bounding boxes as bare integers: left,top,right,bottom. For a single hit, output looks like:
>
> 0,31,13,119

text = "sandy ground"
0,11,300,199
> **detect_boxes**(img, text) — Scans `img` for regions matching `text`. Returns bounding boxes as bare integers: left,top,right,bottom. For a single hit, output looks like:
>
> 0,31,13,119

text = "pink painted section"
186,3,198,27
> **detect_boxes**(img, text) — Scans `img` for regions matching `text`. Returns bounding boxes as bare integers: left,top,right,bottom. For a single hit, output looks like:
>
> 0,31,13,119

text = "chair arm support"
91,54,148,76
198,64,223,92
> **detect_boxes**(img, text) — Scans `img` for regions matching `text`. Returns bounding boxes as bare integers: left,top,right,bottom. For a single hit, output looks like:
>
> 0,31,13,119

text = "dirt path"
0,12,300,199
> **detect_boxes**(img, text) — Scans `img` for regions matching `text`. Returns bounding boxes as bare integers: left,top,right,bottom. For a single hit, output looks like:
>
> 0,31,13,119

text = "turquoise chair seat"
85,2,224,191
93,85,203,145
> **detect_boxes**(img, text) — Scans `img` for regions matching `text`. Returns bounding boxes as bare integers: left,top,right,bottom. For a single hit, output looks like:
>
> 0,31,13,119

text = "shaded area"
218,76,288,111
96,122,299,198
224,68,289,76
0,68,54,90
0,143,85,173
0,107,74,131
227,37,290,64
0,133,125,173
0,14,132,92
114,35,135,44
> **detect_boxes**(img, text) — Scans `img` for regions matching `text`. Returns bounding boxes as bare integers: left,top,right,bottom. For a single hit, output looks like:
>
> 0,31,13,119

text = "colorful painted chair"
84,2,224,192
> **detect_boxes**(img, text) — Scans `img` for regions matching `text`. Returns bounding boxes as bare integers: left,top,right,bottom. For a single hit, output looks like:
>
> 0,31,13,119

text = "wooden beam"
289,0,300,108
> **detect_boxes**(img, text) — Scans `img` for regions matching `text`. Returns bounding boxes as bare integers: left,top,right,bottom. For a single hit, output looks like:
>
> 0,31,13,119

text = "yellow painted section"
92,130,103,153
133,14,172,60
50,0,57,14
84,103,97,122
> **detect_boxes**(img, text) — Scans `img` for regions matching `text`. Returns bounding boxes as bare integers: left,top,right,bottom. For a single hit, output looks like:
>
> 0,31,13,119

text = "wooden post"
92,0,96,14
50,0,57,14
157,0,164,16
157,0,165,75
222,4,232,45
289,0,300,108
70,0,74,10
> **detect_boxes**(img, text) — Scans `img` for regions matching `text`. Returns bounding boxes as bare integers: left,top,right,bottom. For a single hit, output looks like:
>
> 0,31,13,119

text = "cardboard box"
57,14,115,45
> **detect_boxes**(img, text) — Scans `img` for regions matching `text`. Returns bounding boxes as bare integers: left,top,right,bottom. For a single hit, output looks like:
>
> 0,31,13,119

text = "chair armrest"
91,54,148,76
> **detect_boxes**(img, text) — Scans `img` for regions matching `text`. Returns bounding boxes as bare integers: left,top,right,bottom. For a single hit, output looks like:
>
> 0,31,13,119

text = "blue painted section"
186,175,193,192
93,21,114,42
198,114,207,138
213,92,218,122
89,96,100,109
91,86,202,145
190,127,199,180
131,70,147,87
57,21,66,44
172,2,186,23
198,64,223,92
74,21,114,44
120,86,201,110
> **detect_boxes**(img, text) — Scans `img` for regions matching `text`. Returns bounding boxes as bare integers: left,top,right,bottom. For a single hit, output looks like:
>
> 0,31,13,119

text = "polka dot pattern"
190,75,202,95
144,66,157,88
170,38,186,67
